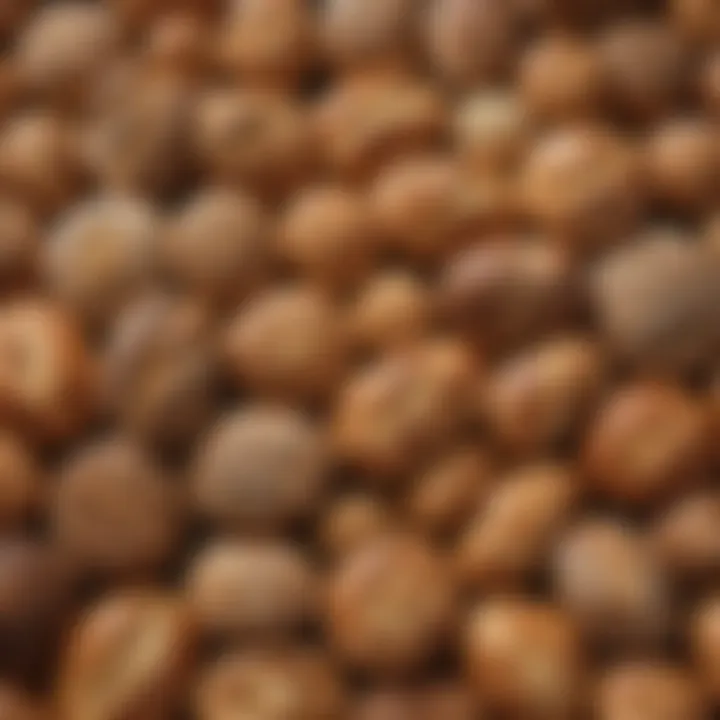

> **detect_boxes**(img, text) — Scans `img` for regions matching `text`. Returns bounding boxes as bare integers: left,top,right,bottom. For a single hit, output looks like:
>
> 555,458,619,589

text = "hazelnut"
583,381,708,507
333,339,474,476
465,599,583,719
196,649,345,720
0,301,95,442
223,285,347,403
671,0,720,44
278,185,377,292
457,463,577,591
161,187,268,306
0,197,38,291
0,683,47,720
327,533,455,674
60,591,195,720
193,406,328,531
187,539,316,640
553,519,670,650
702,52,720,117
0,433,39,530
692,596,720,700
44,197,157,329
481,336,605,455
53,437,181,576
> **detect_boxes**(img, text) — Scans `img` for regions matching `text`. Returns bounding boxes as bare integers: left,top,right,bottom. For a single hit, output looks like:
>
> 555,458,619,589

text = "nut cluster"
0,0,717,718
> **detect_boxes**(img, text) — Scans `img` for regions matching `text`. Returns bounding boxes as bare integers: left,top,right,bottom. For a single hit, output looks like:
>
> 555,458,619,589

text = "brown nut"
222,285,347,403
645,119,719,212
0,197,38,291
457,463,577,591
353,685,478,720
103,294,216,449
583,381,708,507
45,197,157,329
522,124,642,250
465,599,583,719
53,437,181,576
409,447,493,537
278,185,377,292
193,406,328,531
59,591,195,720
327,533,455,674
143,11,212,79
591,238,720,371
0,683,48,720
597,662,706,720
0,301,95,442
440,238,574,353
217,0,315,89
161,187,268,306
196,649,345,720
481,336,605,455
702,52,720,117
519,35,602,122
671,0,720,44
0,433,39,530
333,339,474,476
553,519,670,650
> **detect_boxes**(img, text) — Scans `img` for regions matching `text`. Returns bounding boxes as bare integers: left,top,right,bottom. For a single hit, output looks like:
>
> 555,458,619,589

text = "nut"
0,433,39,530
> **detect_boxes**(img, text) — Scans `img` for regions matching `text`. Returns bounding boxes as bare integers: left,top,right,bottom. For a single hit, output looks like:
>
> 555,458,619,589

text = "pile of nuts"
0,0,717,718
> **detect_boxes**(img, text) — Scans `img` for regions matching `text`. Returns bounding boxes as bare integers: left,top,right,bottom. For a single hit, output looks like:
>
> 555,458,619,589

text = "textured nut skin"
0,433,39,530
457,463,577,591
554,520,670,650
465,600,582,719
59,592,195,720
327,534,455,674
583,382,708,507
0,198,38,290
597,662,707,720
193,406,327,531
187,539,316,638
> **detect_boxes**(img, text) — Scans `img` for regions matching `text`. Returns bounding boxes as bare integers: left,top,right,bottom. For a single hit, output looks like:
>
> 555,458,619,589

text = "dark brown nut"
425,0,518,87
278,186,377,292
0,198,38,290
327,533,455,674
522,125,642,250
591,239,720,371
0,433,39,530
53,437,181,576
465,600,582,719
15,3,119,108
0,301,95,442
321,0,420,72
196,649,345,720
143,11,212,79
351,271,433,352
553,519,670,650
60,591,195,720
440,238,574,353
671,0,720,44
457,463,577,591
315,73,447,181
0,683,48,720
161,188,267,306
333,339,474,476
599,22,687,123
645,119,719,212
481,336,605,455
45,197,156,329
193,406,328,531
583,381,708,507
702,52,720,117
223,286,347,403
519,35,602,122
408,447,493,537
0,112,83,215
217,0,315,89
104,294,216,448
187,539,316,639
193,89,311,198
319,493,394,559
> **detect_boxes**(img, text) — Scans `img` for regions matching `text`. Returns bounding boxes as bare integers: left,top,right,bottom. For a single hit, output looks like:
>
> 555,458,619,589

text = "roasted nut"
60,591,195,720
0,433,39,530
0,197,38,291
465,599,582,719
53,437,181,576
0,301,94,442
223,285,347,402
196,649,345,720
457,463,577,591
161,187,267,306
187,539,315,639
193,406,328,531
0,683,48,720
554,519,670,650
671,0,720,44
583,381,708,507
692,596,720,701
328,533,455,674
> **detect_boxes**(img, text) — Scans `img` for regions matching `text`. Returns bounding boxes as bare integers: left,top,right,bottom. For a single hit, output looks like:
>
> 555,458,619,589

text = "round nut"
143,11,213,79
